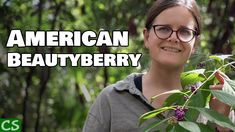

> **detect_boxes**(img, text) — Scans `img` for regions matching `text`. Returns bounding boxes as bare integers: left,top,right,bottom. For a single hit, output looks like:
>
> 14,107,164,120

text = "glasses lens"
178,28,194,42
154,25,172,39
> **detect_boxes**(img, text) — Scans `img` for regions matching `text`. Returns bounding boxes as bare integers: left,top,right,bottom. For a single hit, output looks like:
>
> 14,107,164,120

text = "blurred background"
0,0,234,131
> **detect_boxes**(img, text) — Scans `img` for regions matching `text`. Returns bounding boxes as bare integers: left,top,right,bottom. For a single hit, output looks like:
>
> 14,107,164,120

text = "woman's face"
144,6,197,69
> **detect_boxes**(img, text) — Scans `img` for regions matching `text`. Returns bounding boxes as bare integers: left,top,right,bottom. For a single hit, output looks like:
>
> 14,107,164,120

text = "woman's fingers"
209,84,230,116
210,71,225,99
209,84,223,90
215,71,225,84
209,84,223,99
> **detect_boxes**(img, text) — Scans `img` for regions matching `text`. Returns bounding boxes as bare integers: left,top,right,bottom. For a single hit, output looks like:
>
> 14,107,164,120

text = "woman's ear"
143,28,150,49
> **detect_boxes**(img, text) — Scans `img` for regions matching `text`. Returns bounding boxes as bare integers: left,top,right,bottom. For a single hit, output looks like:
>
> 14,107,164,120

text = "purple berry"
190,85,197,93
197,63,205,68
189,82,201,94
174,107,187,121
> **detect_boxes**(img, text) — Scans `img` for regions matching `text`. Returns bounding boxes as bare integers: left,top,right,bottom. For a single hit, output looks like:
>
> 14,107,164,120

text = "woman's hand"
209,71,232,131
209,84,230,116
210,71,230,114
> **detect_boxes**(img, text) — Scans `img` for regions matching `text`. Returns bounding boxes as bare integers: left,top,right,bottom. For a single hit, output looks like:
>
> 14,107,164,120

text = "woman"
83,0,233,131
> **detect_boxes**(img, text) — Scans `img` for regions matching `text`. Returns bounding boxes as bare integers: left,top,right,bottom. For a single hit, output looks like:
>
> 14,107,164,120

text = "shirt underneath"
134,74,143,92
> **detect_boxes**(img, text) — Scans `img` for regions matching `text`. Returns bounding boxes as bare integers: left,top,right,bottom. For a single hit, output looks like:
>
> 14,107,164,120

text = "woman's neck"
144,62,183,91
142,62,184,108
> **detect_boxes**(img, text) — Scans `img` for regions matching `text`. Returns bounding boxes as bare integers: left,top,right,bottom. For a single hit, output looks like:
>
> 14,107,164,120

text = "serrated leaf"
189,107,235,131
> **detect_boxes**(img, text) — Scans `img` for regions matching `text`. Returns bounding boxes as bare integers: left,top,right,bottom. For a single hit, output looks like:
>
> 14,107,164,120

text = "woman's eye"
179,29,191,36
156,27,171,33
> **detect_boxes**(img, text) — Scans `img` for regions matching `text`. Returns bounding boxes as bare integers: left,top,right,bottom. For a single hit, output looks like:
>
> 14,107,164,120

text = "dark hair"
145,0,201,36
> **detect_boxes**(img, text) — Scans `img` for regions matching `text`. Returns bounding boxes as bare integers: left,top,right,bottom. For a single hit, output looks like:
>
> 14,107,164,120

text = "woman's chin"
156,59,186,69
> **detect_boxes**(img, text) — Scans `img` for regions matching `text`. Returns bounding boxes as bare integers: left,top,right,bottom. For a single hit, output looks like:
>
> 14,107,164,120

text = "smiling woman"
82,0,234,131
143,5,198,68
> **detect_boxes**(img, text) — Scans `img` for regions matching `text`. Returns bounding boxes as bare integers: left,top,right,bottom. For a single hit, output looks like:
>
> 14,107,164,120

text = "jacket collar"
113,73,148,102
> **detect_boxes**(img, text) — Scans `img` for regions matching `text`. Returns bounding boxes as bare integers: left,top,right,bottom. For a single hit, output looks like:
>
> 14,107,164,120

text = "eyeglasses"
152,25,199,43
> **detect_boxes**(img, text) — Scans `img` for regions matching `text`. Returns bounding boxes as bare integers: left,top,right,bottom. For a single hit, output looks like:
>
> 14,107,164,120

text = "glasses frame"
152,24,199,43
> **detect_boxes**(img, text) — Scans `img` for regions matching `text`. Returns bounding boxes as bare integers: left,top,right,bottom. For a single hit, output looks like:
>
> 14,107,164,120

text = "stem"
150,90,189,104
182,61,235,108
229,63,235,69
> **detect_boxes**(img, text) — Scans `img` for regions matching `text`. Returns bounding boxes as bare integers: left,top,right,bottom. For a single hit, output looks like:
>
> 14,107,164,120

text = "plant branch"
182,61,235,108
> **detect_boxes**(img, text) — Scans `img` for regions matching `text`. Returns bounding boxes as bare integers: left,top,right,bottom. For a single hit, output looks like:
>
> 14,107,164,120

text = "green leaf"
211,75,235,108
181,69,206,87
209,55,232,62
162,93,184,107
185,91,205,121
190,107,235,131
170,124,189,132
197,123,214,132
211,90,235,108
139,107,175,125
166,125,174,132
143,118,169,132
178,121,214,132
178,121,200,132
224,78,235,91
184,69,206,74
151,90,188,103
200,79,214,103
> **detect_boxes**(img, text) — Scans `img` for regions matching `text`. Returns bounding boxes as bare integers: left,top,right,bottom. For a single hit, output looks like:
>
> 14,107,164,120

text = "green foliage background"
0,0,234,131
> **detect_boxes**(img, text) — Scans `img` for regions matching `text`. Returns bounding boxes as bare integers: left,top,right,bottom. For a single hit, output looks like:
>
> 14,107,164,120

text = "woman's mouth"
161,47,182,53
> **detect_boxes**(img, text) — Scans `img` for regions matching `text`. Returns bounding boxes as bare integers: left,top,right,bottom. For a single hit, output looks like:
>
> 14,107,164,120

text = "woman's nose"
167,31,180,43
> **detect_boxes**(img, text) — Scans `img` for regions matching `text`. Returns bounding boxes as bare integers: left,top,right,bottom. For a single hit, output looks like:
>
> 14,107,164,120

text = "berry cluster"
174,107,188,121
197,63,205,68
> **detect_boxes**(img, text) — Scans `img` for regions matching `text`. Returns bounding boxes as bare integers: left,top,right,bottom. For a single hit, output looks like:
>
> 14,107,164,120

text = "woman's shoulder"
99,72,144,96
88,73,142,111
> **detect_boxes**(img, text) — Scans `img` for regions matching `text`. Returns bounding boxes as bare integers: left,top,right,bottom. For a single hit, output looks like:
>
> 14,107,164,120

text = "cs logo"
0,118,21,132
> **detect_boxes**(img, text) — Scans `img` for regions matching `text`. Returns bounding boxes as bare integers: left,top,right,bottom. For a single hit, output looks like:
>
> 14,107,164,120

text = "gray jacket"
82,73,168,132
82,73,235,132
